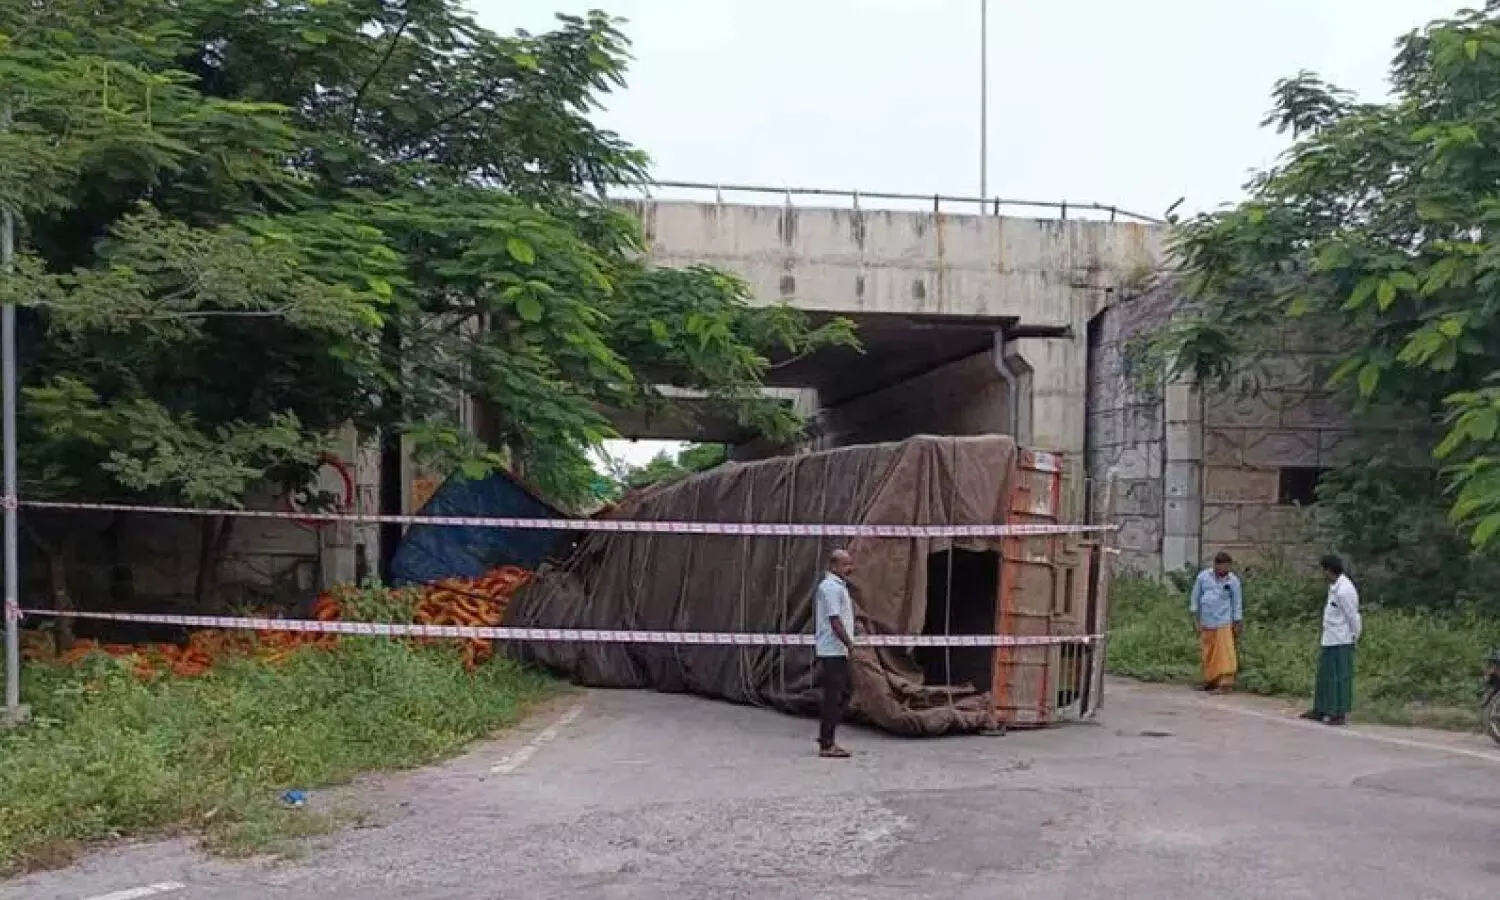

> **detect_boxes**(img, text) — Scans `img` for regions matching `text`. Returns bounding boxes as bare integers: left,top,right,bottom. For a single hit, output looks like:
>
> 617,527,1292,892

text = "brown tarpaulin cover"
505,434,1018,735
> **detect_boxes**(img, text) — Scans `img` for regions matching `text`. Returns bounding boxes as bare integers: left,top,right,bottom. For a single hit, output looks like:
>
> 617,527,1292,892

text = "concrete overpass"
615,185,1168,461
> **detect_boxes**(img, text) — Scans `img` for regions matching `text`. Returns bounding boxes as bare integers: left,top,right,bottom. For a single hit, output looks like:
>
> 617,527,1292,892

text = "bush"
1107,568,1500,725
0,635,553,874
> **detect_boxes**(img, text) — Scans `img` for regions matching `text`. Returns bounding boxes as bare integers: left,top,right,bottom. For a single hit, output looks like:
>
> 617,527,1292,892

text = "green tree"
0,1,854,609
0,5,371,621
616,443,728,491
1150,5,1500,602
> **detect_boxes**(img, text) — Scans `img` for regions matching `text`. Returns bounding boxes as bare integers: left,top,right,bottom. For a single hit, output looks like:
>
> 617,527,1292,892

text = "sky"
470,0,1464,466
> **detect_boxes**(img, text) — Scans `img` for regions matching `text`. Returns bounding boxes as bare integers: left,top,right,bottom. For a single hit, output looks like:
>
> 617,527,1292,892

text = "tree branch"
349,15,412,130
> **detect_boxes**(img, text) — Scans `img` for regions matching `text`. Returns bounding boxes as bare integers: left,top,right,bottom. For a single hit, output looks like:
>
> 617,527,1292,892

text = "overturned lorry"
504,434,1114,736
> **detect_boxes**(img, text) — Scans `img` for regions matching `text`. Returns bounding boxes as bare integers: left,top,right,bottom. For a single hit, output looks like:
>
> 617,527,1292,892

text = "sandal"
818,746,851,759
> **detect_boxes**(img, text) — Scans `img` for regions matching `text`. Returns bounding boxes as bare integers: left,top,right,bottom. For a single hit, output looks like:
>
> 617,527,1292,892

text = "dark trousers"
818,656,852,748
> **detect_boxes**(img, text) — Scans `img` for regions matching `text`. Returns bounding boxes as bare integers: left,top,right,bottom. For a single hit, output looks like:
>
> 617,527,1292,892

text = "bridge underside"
764,314,1005,405
603,311,1083,465
604,198,1165,460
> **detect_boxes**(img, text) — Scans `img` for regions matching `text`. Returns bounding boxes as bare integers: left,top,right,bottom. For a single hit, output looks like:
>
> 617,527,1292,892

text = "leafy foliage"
1151,5,1500,573
612,443,729,492
1313,459,1500,612
0,0,855,528
0,621,552,874
1109,571,1500,729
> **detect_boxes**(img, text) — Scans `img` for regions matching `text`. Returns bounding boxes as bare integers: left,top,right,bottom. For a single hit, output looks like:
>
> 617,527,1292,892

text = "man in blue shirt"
1189,551,1244,693
814,548,857,758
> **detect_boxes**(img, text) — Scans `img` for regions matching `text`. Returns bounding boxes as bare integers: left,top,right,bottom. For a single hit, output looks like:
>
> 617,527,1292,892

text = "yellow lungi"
1199,625,1238,688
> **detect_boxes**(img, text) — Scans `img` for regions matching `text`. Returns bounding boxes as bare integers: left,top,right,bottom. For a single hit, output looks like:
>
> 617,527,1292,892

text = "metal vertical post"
2,186,21,722
979,0,989,212
1086,470,1117,720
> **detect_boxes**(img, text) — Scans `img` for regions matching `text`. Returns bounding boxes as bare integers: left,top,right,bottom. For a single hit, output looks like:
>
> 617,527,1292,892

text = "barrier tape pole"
14,498,1115,539
20,608,1104,648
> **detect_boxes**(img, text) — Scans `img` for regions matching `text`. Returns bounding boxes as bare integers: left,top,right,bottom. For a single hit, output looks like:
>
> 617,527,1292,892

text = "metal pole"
2,187,21,722
979,0,989,211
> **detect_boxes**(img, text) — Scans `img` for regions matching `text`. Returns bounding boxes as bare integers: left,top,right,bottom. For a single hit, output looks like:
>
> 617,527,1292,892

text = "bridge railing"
610,179,1165,225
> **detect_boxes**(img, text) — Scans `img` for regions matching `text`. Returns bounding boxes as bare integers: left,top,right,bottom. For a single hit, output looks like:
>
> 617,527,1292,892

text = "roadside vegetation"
1108,569,1498,731
0,629,553,875
1,0,820,875
1147,5,1500,560
1,0,854,621
1112,4,1500,728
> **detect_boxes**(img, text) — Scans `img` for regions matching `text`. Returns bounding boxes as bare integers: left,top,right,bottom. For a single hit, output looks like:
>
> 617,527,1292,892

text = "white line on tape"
19,608,1104,648
14,498,1113,539
491,702,585,775
82,882,185,900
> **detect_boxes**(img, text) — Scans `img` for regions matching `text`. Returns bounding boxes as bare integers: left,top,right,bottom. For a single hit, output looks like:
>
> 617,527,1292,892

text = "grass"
1107,571,1500,731
0,637,554,875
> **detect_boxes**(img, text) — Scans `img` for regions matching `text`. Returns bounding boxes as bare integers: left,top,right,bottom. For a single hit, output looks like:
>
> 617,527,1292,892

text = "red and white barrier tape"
13,498,1113,539
20,608,1104,648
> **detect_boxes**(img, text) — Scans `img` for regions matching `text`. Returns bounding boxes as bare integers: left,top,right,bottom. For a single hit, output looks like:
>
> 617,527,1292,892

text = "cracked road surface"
5,680,1500,899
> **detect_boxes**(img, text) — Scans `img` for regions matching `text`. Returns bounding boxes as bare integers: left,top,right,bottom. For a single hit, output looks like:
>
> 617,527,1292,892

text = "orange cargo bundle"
36,564,534,679
414,565,532,669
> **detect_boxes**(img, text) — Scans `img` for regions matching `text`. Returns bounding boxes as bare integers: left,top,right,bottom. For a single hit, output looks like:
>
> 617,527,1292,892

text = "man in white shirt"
814,548,857,758
1302,553,1362,726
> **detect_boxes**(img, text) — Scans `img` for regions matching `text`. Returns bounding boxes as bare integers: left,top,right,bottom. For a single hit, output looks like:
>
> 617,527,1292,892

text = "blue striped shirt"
1189,570,1243,629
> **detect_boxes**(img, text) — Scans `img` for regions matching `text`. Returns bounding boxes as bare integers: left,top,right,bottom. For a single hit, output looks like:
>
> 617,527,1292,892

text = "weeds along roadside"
0,581,555,876
1106,569,1500,731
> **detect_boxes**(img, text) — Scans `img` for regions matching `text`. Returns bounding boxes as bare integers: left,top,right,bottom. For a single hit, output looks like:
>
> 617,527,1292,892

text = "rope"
736,464,758,707
943,441,959,717
806,454,834,704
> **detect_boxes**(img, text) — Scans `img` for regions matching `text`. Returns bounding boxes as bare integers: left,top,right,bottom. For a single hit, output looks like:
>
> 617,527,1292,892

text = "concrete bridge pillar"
1003,334,1088,456
1161,377,1204,573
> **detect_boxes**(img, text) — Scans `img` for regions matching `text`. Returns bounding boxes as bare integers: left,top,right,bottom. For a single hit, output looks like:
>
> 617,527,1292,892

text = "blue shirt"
1189,569,1243,629
814,572,854,657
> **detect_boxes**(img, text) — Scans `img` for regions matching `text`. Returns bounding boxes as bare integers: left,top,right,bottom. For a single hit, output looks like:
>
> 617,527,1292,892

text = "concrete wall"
1081,284,1423,575
1085,290,1174,574
629,200,1165,327
1199,335,1342,567
33,500,321,616
27,427,382,615
1008,334,1089,455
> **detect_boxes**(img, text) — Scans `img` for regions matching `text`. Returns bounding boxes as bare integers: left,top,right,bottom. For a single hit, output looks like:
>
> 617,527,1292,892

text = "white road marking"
1205,700,1500,764
81,883,185,900
489,701,585,775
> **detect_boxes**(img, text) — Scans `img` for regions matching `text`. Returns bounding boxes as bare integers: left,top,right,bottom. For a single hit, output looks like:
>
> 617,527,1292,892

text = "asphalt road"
6,679,1500,900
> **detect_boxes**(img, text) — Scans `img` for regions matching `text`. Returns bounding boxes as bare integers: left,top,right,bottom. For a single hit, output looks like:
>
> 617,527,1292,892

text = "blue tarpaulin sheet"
388,469,572,585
